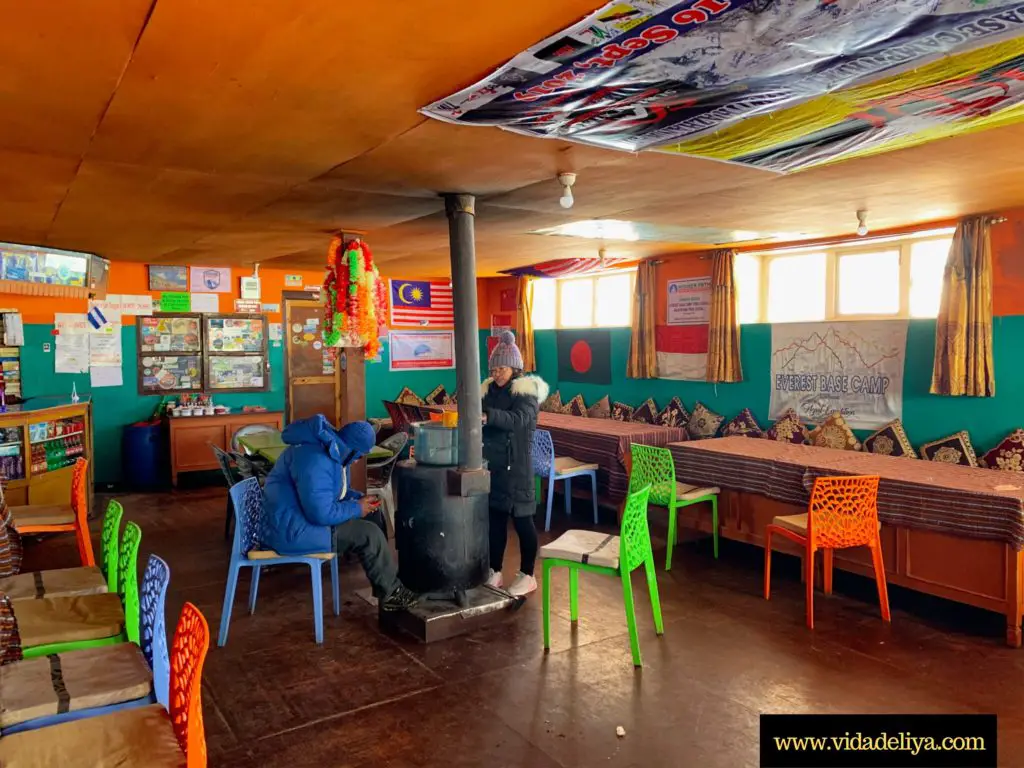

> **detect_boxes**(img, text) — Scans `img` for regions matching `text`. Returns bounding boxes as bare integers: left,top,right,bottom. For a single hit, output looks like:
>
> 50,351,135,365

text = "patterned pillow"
722,408,764,438
587,395,611,419
657,397,690,429
395,386,424,406
0,593,22,665
686,402,724,440
807,412,860,451
980,429,1024,471
425,385,448,406
612,401,634,422
540,390,562,413
767,410,808,444
562,394,588,418
631,398,659,425
863,419,914,458
920,431,978,467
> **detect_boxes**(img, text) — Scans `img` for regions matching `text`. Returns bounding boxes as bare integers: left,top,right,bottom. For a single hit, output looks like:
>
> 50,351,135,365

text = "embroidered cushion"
722,408,764,438
612,401,634,422
863,419,915,458
767,410,808,444
395,386,424,406
686,402,725,440
657,396,690,429
807,412,860,451
631,398,659,425
540,390,562,413
587,395,611,419
980,429,1024,471
919,431,978,467
425,385,448,406
562,394,588,418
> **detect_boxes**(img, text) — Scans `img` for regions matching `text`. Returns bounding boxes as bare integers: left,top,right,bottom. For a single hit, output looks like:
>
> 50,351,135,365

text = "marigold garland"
321,237,385,359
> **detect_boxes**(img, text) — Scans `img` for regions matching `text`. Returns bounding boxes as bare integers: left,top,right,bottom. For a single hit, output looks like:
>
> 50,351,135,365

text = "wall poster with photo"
138,314,202,354
139,355,203,394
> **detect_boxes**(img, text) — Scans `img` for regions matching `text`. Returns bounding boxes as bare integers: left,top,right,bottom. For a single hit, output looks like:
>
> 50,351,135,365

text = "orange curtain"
706,249,743,383
627,260,657,379
931,216,995,396
515,275,536,372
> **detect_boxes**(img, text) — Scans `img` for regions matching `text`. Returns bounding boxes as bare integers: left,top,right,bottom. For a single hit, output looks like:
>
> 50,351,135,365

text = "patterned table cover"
538,412,688,501
668,437,1024,550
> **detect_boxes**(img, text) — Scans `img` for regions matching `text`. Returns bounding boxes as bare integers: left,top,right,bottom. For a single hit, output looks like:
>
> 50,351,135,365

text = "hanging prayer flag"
556,329,611,385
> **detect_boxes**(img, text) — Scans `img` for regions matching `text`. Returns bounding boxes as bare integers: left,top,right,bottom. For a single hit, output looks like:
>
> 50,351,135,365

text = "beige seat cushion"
247,549,334,561
0,703,184,767
0,567,106,601
676,482,720,501
0,643,153,729
14,593,125,648
11,505,76,528
553,456,600,475
772,513,808,536
540,529,620,570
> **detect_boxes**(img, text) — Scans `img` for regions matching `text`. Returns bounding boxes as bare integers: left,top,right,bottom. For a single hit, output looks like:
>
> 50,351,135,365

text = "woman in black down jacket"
481,331,549,597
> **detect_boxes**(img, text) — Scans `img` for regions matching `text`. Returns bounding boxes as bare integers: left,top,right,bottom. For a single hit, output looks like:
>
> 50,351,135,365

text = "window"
530,270,636,330
736,231,953,324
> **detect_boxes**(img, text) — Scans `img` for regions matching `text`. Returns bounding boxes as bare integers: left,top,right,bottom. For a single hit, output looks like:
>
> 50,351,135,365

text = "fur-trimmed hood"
481,374,549,404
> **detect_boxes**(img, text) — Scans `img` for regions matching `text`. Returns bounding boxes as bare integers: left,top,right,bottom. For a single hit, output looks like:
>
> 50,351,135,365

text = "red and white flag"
656,325,708,381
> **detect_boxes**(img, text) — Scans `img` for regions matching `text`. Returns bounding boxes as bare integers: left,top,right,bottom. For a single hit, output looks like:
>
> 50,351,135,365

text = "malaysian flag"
389,280,454,326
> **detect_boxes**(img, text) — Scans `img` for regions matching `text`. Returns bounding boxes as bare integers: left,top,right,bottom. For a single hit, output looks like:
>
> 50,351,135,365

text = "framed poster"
389,330,455,371
148,265,188,292
139,355,203,394
205,315,265,353
202,313,269,393
206,355,267,392
189,266,231,293
137,314,202,354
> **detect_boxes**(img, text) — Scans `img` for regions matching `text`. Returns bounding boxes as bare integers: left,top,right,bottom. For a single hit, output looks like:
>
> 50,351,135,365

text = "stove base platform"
378,585,525,643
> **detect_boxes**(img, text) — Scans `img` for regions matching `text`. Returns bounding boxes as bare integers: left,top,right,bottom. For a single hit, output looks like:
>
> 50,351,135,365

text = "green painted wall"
532,318,1024,453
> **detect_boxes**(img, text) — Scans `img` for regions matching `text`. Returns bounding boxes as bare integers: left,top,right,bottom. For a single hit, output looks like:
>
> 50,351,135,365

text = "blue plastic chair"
533,429,599,533
218,477,340,646
1,554,171,735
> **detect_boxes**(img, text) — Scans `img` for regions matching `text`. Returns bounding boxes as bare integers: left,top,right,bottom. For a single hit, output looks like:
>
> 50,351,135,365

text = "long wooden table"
668,437,1024,648
538,412,688,502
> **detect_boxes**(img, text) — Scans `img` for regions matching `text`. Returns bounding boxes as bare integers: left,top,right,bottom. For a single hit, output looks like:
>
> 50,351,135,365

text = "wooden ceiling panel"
321,122,618,198
0,0,152,158
86,0,607,178
46,160,294,258
0,151,82,246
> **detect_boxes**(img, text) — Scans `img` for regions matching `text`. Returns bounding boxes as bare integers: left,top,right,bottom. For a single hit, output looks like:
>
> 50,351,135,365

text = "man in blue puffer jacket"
262,414,417,611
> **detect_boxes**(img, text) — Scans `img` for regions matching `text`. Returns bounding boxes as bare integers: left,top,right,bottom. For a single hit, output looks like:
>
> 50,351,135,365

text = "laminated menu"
207,355,265,390
140,355,202,392
139,315,202,354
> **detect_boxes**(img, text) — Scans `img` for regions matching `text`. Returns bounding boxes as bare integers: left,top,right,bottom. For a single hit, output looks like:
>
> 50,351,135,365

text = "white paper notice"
190,293,220,313
90,366,123,388
55,335,90,373
118,294,154,315
54,313,90,335
89,322,123,367
269,322,283,341
87,299,122,325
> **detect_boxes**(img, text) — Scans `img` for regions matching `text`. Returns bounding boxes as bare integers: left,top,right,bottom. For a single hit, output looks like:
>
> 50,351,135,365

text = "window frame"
746,230,954,324
531,268,637,330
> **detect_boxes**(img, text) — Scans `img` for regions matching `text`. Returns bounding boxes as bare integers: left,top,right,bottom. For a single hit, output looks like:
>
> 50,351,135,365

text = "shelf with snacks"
0,397,92,507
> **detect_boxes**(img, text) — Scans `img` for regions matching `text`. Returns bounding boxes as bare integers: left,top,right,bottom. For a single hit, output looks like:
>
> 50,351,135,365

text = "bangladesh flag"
556,329,612,385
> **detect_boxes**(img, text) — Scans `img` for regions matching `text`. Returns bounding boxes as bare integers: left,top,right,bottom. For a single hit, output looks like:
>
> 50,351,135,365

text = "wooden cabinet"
166,411,283,486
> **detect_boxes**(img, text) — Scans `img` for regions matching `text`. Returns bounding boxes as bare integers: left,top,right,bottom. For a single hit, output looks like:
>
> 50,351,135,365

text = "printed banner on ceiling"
769,320,908,430
421,0,1024,170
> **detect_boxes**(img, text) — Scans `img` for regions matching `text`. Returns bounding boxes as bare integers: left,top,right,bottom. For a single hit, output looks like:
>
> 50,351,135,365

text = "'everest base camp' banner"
422,0,1024,173
769,320,909,430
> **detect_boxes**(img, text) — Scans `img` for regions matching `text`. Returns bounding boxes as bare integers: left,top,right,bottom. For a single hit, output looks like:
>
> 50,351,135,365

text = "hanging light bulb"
557,172,577,210
856,209,869,237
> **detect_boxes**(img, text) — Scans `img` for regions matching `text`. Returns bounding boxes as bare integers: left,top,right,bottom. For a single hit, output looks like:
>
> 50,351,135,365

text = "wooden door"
284,296,340,425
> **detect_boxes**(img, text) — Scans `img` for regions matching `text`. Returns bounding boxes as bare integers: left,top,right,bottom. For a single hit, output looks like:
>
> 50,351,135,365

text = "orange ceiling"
2,1,1024,277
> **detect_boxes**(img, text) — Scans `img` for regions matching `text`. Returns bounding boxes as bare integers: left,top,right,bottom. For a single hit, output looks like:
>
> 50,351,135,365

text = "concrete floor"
21,485,1024,767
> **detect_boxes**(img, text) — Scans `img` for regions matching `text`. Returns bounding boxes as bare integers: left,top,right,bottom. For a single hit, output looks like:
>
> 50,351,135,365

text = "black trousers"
489,507,538,577
333,516,398,598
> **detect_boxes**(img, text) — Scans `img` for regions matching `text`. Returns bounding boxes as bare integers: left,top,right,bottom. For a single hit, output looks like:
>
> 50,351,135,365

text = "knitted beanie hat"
488,330,524,371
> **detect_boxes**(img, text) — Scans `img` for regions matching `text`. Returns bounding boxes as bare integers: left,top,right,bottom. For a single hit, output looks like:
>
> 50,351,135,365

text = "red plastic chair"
10,458,95,567
764,475,891,629
171,601,210,767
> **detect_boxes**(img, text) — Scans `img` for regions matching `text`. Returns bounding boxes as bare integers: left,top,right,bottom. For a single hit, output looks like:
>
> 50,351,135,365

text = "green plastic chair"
101,500,124,592
630,443,719,569
21,521,142,658
541,484,663,667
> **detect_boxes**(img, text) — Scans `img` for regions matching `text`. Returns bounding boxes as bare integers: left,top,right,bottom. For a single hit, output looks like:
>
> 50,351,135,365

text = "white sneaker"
485,569,503,589
507,572,538,597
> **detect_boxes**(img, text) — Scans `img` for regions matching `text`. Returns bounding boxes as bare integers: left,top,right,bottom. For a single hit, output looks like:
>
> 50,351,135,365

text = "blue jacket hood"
281,415,373,467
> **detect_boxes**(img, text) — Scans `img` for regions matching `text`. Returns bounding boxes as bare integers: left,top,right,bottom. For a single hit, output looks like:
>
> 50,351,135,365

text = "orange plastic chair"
763,475,890,629
10,458,95,567
171,601,210,767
